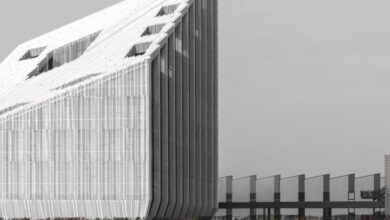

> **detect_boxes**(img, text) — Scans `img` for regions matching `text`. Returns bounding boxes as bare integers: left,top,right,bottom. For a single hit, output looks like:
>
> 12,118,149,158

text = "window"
156,4,179,16
126,42,151,57
141,24,166,36
19,47,46,61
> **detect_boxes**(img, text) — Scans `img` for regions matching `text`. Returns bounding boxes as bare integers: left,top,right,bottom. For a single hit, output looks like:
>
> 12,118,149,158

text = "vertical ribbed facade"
0,0,217,219
0,64,151,219
148,0,218,219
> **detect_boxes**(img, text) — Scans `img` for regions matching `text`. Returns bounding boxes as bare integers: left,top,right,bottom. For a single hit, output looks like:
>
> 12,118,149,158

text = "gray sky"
1,0,390,178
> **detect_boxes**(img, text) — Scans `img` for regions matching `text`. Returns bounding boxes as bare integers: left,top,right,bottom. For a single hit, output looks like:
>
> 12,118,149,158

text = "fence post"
373,173,381,215
348,174,355,220
226,175,233,220
274,175,281,220
298,174,305,219
250,175,257,220
323,174,331,220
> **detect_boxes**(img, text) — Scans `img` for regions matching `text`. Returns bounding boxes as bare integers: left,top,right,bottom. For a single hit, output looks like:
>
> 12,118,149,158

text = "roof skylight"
141,24,166,36
19,47,46,61
126,42,151,57
156,4,179,16
26,31,101,79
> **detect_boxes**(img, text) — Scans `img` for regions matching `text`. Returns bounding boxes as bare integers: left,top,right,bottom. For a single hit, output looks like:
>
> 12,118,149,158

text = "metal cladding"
0,0,218,219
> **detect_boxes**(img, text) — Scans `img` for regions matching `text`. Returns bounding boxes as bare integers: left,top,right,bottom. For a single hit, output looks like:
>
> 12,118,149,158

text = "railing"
215,174,384,220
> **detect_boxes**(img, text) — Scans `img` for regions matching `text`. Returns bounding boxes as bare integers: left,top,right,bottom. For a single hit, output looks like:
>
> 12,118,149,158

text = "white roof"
0,0,190,118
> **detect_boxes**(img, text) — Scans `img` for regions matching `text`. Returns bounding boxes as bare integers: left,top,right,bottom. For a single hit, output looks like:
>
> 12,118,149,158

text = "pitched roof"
0,0,189,119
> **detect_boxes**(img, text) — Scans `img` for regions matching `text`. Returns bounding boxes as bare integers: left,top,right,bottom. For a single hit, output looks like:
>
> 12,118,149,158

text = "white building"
0,0,218,219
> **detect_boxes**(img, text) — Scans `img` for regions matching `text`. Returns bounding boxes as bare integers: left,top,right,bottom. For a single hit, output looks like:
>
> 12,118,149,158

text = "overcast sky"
1,0,390,179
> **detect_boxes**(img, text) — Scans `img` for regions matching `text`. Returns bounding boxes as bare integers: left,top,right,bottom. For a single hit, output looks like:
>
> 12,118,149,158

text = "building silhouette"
385,155,390,216
0,0,218,219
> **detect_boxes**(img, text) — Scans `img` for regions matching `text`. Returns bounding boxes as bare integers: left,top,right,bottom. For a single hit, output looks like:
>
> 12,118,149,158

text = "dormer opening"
156,4,179,16
19,47,46,61
126,42,152,57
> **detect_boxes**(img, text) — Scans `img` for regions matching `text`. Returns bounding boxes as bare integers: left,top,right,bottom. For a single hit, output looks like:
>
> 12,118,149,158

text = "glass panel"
232,209,250,219
232,176,251,202
305,175,323,201
281,176,299,216
256,176,275,202
216,177,228,217
356,175,374,201
305,175,324,217
281,176,298,201
305,209,322,218
214,209,226,217
355,175,374,215
218,177,227,202
330,175,348,201
232,176,251,218
330,175,349,215
255,208,273,219
256,176,275,219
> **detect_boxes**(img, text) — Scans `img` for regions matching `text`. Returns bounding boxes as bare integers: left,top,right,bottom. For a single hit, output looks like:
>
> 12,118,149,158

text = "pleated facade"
0,0,218,219
0,63,151,219
147,0,218,219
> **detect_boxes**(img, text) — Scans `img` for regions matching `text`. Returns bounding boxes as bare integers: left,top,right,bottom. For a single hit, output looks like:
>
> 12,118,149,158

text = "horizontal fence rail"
219,201,385,209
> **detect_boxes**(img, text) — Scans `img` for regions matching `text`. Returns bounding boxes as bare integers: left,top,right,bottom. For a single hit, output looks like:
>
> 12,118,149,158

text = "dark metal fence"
215,174,384,220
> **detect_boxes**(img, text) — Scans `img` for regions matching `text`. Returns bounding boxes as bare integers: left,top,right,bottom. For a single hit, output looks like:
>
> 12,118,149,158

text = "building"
386,155,390,216
0,0,218,219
